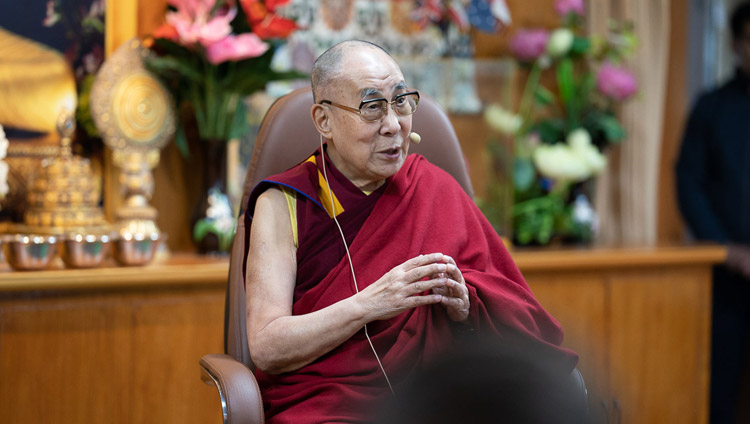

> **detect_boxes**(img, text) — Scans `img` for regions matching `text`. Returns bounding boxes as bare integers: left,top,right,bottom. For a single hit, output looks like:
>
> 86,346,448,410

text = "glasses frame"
320,91,420,122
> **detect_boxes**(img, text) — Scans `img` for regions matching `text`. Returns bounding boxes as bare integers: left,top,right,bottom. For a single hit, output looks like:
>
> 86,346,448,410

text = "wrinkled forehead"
358,81,408,99
334,48,407,99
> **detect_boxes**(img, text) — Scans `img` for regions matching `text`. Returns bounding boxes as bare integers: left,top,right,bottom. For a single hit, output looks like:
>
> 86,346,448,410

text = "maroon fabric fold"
245,153,577,424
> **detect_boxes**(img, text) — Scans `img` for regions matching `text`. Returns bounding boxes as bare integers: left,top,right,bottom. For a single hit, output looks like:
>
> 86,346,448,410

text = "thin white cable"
319,136,396,397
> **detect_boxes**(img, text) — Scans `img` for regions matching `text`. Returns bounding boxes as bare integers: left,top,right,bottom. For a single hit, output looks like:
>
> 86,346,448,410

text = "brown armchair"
199,87,474,424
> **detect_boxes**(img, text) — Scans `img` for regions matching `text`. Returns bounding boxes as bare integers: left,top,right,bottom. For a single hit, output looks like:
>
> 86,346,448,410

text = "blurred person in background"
677,2,750,422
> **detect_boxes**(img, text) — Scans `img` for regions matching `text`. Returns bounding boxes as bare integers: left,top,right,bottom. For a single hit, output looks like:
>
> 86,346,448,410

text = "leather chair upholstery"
199,87,473,424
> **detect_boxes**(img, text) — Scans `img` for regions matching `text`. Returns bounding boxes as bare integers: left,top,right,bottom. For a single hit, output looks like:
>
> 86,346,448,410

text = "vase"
191,138,236,254
565,179,598,244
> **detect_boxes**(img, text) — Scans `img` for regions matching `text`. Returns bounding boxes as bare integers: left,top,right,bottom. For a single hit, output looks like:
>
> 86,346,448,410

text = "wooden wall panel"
528,274,610,424
130,290,224,424
515,245,720,424
0,287,225,424
0,295,133,424
608,267,711,424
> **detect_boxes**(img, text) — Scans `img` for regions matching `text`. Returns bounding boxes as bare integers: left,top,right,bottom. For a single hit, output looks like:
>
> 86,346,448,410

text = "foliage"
483,0,638,245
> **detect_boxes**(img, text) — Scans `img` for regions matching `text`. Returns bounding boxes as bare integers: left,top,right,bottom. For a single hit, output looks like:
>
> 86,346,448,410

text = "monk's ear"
311,104,333,139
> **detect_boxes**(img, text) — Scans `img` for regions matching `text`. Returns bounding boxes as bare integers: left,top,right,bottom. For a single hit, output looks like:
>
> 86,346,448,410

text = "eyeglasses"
320,91,420,122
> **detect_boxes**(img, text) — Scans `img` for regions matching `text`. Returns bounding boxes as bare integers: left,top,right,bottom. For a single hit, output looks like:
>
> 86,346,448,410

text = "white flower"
567,128,607,176
485,104,522,136
533,128,608,182
579,146,607,175
547,28,574,57
533,143,590,181
566,128,591,150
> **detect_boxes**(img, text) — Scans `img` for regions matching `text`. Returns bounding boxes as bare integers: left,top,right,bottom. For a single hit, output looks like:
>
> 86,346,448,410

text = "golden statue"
0,27,77,142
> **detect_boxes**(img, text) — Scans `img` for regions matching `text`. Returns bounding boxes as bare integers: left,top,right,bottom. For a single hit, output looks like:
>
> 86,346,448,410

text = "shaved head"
311,40,393,103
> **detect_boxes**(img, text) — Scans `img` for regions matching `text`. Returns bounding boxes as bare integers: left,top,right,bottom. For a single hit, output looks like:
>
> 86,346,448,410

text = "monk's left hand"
432,255,470,322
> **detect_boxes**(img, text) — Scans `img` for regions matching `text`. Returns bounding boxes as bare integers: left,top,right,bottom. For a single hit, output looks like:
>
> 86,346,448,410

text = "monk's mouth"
380,147,401,155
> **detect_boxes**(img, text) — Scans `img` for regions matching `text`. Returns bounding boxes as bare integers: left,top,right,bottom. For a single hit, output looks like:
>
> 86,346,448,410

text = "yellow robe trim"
281,187,298,248
305,156,344,218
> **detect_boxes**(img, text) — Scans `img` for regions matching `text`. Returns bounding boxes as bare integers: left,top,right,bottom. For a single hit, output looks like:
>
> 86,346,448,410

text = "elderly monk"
244,40,577,423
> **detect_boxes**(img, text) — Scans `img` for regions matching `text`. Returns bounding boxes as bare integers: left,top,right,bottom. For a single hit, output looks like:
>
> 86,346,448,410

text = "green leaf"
228,100,251,140
513,157,536,192
533,119,566,144
534,85,555,106
570,36,591,55
82,17,105,33
538,212,554,244
597,114,626,142
193,219,213,242
175,125,190,157
577,72,596,108
146,56,203,82
556,58,575,112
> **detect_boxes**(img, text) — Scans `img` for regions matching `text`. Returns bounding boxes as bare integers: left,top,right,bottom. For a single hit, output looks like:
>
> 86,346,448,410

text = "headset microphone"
409,132,421,144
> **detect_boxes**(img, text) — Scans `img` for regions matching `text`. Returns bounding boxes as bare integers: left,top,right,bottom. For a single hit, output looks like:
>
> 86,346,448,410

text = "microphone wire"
319,136,396,397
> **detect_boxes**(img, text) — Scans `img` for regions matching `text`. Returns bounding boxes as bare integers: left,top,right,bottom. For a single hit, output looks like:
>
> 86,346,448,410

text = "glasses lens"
394,93,418,116
360,100,387,121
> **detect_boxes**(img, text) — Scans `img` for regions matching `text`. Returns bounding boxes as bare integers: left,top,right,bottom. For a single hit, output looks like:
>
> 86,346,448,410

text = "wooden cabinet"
0,246,724,423
515,245,723,424
0,255,227,424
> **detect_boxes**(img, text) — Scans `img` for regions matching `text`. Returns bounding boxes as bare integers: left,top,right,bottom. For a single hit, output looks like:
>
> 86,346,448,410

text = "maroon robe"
245,150,577,423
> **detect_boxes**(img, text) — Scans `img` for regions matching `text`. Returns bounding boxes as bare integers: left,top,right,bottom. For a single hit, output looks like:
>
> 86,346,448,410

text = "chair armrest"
569,367,589,418
199,353,264,424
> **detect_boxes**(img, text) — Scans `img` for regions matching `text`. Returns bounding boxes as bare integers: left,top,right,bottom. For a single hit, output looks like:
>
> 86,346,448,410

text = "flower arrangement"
146,0,303,253
483,0,637,245
147,0,301,153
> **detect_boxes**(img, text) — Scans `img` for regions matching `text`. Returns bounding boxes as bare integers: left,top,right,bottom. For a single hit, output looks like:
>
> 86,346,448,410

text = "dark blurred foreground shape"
376,339,590,424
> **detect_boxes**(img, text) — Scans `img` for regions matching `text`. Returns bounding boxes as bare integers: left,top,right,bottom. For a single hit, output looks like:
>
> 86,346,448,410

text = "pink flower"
510,29,550,62
596,63,638,101
555,0,585,17
166,0,236,47
206,33,269,64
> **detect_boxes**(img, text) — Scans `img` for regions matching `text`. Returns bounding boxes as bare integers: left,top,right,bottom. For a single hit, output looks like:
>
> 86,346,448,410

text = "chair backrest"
225,87,474,369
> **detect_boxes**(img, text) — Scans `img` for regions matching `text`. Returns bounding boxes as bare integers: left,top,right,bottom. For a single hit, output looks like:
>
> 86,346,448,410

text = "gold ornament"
0,27,77,137
90,38,176,235
14,111,112,236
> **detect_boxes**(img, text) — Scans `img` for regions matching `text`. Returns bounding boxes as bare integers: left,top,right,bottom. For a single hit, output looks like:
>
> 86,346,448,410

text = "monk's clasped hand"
431,255,470,322
356,253,454,322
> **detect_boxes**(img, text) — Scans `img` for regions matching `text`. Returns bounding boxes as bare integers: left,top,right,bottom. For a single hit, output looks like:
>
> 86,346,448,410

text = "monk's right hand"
355,253,450,321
